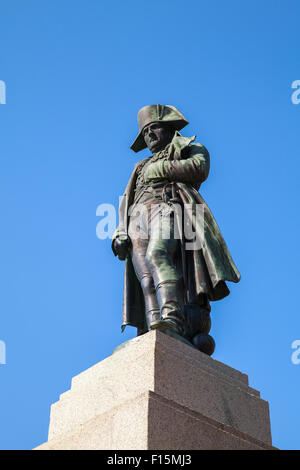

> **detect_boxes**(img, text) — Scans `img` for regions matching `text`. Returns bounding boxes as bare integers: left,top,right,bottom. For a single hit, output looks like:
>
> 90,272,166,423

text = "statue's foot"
150,319,181,335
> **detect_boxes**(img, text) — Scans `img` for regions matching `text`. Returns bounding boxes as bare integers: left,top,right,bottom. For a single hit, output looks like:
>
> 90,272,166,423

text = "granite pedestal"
35,330,274,450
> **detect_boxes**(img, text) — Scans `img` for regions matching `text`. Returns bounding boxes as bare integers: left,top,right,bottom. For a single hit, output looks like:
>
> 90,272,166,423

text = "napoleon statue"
112,105,240,355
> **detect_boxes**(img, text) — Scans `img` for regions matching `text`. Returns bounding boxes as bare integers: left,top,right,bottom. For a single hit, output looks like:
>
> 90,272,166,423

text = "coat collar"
134,131,196,167
169,131,196,160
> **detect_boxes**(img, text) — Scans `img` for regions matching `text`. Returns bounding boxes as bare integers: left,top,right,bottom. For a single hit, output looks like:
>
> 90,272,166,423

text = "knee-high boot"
150,279,185,335
140,275,161,331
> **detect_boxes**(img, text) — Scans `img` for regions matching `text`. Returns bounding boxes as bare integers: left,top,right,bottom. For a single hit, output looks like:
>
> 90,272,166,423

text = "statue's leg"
129,215,160,331
140,275,160,329
145,204,185,335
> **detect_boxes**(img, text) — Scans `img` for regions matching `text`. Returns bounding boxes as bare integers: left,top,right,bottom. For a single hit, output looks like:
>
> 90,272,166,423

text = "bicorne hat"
130,104,189,153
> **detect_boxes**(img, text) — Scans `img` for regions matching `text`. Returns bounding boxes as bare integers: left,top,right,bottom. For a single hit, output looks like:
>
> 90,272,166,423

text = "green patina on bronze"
112,105,241,355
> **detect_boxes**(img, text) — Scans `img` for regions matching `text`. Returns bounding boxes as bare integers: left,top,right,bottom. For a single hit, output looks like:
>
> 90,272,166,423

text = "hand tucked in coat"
143,143,210,184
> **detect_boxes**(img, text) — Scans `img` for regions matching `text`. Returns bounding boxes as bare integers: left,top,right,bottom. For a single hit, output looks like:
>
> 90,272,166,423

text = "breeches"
128,201,183,323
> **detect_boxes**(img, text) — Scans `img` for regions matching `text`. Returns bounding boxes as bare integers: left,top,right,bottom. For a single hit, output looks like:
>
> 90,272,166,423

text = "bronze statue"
112,105,240,355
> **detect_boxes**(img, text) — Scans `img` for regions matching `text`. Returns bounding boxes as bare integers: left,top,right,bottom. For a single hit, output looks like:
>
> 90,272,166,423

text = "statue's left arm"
144,143,210,184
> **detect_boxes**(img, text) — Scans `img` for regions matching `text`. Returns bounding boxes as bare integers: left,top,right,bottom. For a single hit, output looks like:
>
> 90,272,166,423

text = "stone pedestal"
35,330,274,450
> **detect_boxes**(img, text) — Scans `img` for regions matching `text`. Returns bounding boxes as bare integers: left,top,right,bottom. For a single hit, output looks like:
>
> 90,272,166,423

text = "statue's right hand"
113,236,131,261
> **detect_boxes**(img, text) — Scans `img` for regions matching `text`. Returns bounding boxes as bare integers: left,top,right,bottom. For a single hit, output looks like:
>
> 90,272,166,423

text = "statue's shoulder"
186,141,209,158
171,132,209,159
189,141,209,152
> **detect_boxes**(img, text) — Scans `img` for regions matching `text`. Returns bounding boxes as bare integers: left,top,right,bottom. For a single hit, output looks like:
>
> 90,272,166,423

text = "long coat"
112,132,241,331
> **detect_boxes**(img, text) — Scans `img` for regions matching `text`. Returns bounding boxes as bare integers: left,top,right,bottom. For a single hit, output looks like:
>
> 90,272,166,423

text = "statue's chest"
135,147,170,191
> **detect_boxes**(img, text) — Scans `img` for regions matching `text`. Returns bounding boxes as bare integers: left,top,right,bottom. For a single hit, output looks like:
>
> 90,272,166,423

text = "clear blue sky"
0,0,299,450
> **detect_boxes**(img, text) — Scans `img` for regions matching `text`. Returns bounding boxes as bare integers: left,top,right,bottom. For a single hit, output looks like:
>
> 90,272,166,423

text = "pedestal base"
35,330,275,450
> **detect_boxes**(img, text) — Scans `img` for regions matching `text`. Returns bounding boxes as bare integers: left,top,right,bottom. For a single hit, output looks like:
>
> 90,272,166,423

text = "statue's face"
142,122,174,153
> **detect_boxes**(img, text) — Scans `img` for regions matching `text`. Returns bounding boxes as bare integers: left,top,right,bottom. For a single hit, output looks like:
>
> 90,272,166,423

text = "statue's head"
142,122,175,154
130,104,189,153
